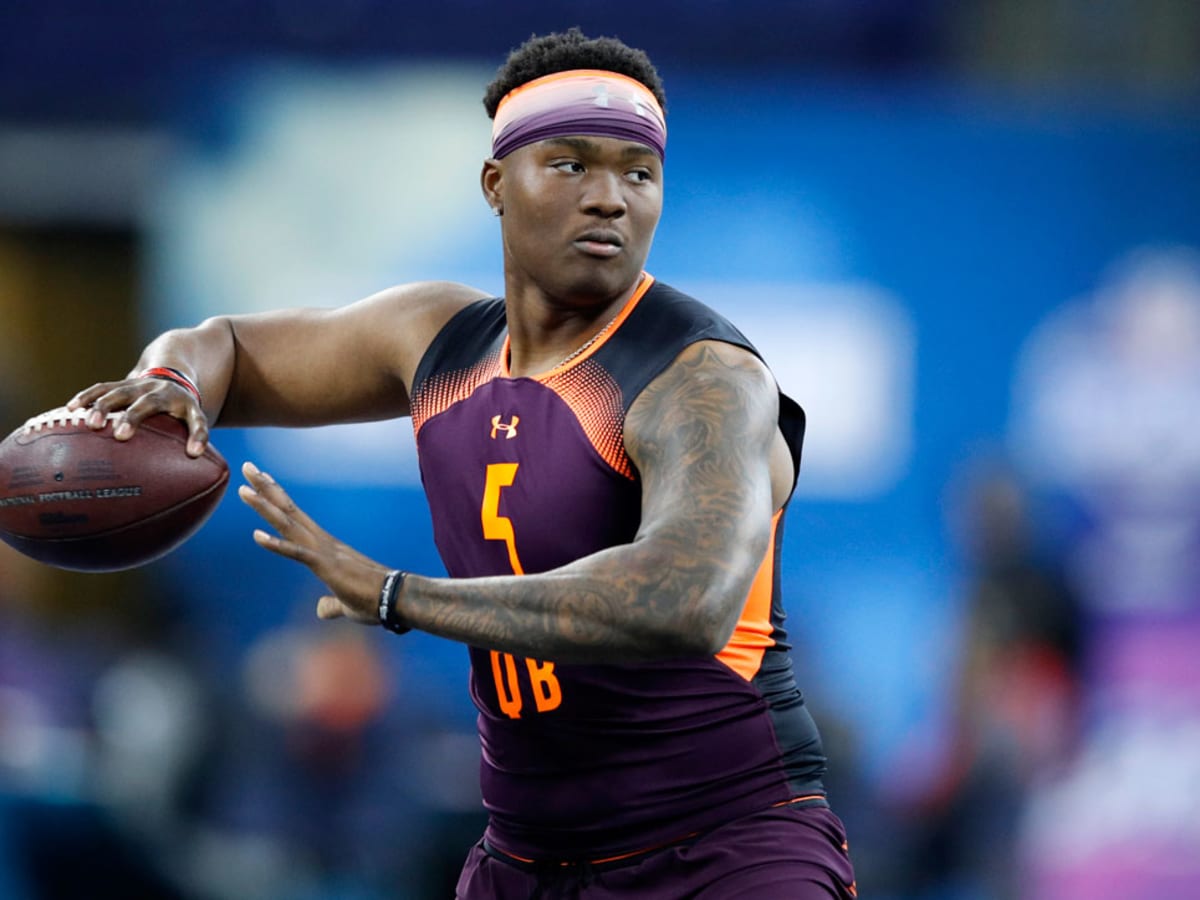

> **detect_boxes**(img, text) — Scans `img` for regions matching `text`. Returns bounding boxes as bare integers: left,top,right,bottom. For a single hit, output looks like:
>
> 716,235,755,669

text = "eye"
625,168,654,184
551,160,585,174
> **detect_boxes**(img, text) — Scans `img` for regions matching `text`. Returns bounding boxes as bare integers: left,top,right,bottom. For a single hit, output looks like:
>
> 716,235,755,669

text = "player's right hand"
66,376,210,458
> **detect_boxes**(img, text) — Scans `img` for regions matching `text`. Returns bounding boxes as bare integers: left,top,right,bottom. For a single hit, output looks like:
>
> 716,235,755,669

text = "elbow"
677,551,763,658
194,314,233,338
692,606,740,657
662,587,743,659
665,614,735,659
619,521,769,660
628,544,758,660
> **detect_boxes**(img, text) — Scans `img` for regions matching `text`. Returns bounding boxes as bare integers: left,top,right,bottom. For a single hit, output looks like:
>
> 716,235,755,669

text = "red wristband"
139,367,202,404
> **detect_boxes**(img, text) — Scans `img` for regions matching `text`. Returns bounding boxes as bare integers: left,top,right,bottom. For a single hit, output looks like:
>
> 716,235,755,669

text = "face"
482,135,664,306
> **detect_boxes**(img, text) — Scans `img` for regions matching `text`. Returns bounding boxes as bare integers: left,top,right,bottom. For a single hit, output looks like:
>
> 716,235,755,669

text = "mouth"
573,230,624,258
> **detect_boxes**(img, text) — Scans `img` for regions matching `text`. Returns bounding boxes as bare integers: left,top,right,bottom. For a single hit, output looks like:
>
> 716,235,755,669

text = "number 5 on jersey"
481,462,562,718
481,462,524,575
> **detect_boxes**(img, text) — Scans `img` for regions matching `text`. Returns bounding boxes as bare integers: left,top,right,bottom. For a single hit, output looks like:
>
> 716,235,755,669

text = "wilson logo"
490,415,520,440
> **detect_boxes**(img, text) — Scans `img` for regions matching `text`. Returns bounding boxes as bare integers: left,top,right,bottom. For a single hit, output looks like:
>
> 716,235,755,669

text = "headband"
491,69,667,160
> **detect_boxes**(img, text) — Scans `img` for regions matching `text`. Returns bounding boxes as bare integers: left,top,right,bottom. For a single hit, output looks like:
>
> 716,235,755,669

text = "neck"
504,275,644,378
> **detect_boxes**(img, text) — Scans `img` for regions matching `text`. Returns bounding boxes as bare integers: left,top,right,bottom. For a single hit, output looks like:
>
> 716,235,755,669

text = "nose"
581,171,626,219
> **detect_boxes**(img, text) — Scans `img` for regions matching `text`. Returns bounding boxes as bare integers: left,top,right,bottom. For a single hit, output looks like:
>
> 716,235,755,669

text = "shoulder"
328,280,489,346
345,281,493,390
362,280,491,327
623,284,789,458
628,339,778,429
600,279,761,412
625,282,806,494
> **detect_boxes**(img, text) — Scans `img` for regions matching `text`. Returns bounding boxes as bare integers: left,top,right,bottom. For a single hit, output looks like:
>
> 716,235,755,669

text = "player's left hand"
238,461,389,625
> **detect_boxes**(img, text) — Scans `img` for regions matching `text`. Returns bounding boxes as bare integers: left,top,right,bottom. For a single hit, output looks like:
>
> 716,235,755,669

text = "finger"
86,380,153,416
239,485,302,539
112,383,201,441
77,380,164,436
63,382,142,430
184,403,210,458
241,462,320,532
316,595,346,620
250,526,316,565
66,381,126,413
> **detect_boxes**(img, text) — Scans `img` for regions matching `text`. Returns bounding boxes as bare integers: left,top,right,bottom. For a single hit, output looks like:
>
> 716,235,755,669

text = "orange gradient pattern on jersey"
544,358,632,479
411,349,503,437
716,510,783,680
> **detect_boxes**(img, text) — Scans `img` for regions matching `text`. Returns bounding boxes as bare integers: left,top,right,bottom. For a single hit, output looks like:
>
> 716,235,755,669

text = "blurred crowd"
0,542,486,899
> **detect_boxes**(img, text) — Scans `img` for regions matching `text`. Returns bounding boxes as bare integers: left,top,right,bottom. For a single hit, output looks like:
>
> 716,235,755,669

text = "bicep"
218,281,486,427
624,341,781,625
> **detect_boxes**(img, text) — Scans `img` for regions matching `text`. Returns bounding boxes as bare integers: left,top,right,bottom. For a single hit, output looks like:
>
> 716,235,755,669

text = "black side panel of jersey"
411,296,506,392
754,511,827,789
779,394,806,484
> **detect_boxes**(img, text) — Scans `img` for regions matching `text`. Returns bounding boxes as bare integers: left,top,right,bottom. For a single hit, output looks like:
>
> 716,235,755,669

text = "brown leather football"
0,407,229,572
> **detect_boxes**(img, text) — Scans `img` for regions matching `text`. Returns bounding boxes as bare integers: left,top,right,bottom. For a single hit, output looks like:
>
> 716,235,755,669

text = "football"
0,407,229,572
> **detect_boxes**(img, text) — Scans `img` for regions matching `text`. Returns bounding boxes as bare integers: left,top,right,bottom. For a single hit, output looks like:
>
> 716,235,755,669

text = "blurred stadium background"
1,2,1199,898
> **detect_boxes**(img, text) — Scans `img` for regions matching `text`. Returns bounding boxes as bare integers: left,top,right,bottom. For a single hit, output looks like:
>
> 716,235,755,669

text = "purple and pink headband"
491,69,667,160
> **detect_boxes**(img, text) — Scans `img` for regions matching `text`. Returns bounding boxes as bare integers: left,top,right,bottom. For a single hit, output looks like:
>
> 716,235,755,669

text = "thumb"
316,595,346,621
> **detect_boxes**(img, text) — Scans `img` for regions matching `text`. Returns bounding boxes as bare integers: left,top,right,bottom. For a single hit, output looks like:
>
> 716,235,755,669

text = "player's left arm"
240,340,787,663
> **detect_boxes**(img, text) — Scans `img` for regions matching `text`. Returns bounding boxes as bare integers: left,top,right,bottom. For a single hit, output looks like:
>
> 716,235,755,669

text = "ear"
481,159,503,215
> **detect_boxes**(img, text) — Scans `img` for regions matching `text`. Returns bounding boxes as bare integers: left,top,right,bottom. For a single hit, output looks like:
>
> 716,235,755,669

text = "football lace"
21,407,118,434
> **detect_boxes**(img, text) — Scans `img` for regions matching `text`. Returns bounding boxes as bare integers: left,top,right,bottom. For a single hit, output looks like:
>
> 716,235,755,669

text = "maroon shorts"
455,804,857,899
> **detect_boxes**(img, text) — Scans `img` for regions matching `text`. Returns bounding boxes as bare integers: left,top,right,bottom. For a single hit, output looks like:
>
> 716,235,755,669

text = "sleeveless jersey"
410,274,826,861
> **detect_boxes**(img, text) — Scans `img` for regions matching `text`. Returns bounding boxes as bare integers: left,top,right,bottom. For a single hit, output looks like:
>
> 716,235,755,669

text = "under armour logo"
490,415,519,439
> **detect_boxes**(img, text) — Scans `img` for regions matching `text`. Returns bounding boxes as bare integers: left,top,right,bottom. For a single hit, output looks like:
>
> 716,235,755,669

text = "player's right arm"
67,281,487,455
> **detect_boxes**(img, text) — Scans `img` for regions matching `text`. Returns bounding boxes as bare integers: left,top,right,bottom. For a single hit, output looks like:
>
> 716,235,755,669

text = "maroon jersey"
410,275,825,861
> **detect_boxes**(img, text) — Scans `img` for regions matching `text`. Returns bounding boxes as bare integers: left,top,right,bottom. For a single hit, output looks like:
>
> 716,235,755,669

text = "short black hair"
483,28,666,119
